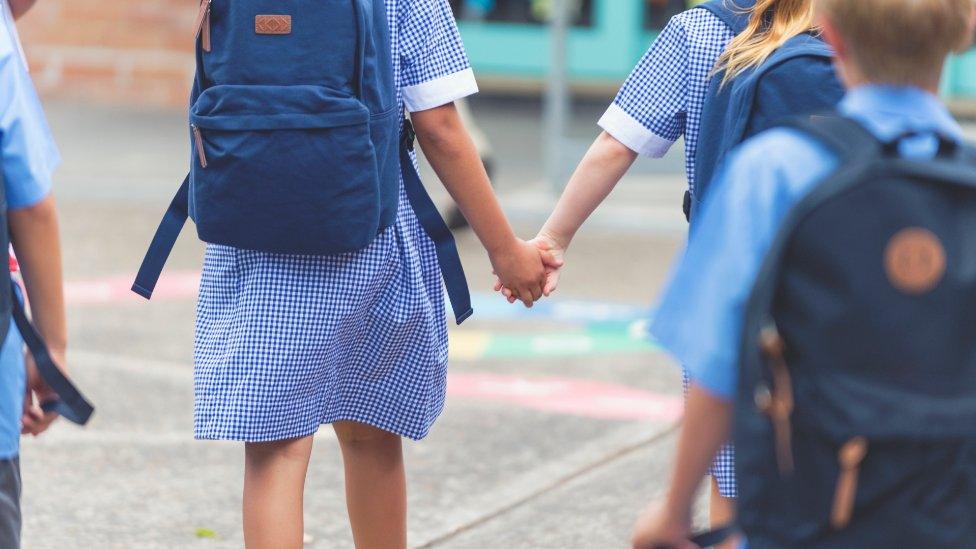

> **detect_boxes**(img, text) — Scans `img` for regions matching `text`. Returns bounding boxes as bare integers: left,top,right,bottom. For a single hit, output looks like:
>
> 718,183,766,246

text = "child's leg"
709,478,739,549
333,421,406,549
243,436,314,549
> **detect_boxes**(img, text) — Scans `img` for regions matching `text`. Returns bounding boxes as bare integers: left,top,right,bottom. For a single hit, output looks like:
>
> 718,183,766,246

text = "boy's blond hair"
817,0,975,86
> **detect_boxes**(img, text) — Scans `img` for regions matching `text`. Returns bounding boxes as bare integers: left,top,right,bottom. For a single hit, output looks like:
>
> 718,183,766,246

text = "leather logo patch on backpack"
884,228,946,295
255,15,292,35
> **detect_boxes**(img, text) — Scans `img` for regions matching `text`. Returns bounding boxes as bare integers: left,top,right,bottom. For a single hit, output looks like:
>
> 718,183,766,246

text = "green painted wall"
458,1,976,98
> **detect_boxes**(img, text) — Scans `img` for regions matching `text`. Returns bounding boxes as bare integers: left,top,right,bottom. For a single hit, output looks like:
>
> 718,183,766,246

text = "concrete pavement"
20,96,976,548
19,97,694,548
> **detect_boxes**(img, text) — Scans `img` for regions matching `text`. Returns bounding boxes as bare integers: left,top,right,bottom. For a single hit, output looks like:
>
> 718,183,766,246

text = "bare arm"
9,0,38,19
539,131,638,251
496,131,636,298
411,103,551,305
9,194,67,434
9,194,66,353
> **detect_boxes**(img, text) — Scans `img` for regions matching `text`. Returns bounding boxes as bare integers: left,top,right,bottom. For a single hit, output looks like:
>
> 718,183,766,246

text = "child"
499,0,822,538
1,0,72,545
631,0,976,546
191,1,556,547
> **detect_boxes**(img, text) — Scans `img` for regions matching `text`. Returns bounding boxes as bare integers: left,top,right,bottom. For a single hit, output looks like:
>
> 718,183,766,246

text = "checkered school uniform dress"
598,8,738,497
193,0,478,443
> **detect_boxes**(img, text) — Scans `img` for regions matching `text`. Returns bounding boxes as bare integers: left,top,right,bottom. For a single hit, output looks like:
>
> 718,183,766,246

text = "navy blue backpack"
0,172,93,426
734,116,976,547
688,0,844,220
133,0,472,324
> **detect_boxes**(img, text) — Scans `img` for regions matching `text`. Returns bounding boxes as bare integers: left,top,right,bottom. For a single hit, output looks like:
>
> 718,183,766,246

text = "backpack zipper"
758,323,795,476
194,0,212,52
191,125,208,168
831,437,868,530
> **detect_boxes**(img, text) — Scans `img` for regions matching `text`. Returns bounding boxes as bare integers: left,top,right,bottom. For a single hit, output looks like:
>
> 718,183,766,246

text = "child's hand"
21,350,63,436
530,232,565,297
630,503,695,549
490,239,559,307
494,232,565,303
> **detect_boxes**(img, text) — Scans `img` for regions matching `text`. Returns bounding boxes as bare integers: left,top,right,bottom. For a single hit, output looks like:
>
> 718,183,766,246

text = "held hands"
490,238,563,308
493,232,566,307
21,349,62,436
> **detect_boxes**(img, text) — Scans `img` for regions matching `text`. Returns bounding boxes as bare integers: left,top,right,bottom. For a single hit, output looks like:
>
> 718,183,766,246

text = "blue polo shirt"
1,3,61,459
650,85,965,401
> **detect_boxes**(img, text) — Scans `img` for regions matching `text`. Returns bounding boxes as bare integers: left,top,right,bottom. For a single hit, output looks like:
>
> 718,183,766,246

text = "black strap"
779,114,882,162
689,524,738,547
11,283,94,425
400,119,474,325
131,175,190,299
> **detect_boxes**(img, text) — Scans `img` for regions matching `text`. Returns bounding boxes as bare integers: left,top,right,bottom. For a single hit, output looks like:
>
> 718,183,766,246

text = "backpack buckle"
402,118,416,152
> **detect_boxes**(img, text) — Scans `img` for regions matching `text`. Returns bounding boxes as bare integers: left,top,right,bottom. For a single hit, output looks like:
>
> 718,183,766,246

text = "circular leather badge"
884,228,946,295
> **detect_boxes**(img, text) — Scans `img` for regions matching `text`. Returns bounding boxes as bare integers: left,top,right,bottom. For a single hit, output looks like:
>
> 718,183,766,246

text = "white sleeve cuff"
402,68,479,113
598,104,675,158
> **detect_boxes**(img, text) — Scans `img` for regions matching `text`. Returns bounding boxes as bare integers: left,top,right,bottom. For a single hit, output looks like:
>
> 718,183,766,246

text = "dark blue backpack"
133,0,472,324
689,0,844,220
735,116,976,547
0,172,93,426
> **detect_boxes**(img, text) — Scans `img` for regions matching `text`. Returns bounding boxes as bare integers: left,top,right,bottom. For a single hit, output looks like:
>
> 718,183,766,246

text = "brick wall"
15,0,198,108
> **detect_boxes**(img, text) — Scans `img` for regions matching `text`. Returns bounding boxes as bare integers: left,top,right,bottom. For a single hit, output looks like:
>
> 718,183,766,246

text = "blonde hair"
716,0,817,85
817,0,975,86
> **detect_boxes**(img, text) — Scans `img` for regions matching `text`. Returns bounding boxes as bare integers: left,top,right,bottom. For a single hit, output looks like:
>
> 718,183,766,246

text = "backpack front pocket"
189,84,383,255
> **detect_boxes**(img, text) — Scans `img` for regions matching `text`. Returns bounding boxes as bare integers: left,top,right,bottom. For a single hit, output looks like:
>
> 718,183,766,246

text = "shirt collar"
839,85,964,143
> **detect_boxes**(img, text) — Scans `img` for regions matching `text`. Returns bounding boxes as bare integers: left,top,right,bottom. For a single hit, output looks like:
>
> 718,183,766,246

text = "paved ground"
19,96,976,548
17,96,699,549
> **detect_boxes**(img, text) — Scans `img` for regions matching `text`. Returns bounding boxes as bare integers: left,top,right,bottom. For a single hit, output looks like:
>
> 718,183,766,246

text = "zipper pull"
759,324,796,475
192,125,208,168
831,437,869,530
194,0,212,52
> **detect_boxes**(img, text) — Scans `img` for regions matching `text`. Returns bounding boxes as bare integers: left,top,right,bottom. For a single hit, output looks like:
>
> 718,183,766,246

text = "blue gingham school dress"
193,0,478,443
597,9,738,497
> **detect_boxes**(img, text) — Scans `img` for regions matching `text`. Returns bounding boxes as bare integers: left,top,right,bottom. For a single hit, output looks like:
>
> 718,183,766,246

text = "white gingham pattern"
599,8,734,192
194,0,475,443
618,9,737,497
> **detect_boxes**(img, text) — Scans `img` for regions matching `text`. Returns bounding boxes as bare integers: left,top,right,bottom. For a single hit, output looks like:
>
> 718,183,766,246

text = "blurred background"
8,1,976,547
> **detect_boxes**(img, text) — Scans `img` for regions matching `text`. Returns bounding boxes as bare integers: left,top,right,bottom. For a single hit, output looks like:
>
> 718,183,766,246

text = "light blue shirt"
0,6,61,458
650,85,965,400
1,3,59,209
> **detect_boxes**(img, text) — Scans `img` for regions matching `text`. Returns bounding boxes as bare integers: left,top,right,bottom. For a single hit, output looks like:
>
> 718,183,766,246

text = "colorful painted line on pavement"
449,321,660,361
448,373,682,423
65,271,663,360
65,271,652,324
65,271,200,305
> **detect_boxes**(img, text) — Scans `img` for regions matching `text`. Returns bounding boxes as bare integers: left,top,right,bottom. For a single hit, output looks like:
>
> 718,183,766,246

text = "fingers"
543,270,561,297
20,404,43,435
538,248,564,270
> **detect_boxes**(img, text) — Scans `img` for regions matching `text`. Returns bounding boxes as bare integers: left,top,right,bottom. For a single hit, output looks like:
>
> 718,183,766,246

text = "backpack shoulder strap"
777,114,882,163
400,120,473,324
11,285,94,425
698,0,756,34
132,174,190,299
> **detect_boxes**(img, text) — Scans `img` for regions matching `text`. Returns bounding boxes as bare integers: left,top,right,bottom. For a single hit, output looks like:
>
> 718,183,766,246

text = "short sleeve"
0,15,59,210
598,15,690,158
398,0,479,112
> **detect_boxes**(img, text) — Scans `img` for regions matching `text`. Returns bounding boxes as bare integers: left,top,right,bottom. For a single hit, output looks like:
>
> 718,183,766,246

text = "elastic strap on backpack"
11,283,94,425
400,119,474,325
778,114,882,163
131,175,190,300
